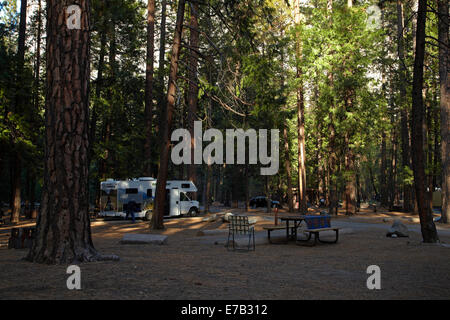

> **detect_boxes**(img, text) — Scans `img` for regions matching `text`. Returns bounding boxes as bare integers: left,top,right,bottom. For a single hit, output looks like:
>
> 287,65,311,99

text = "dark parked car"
249,196,282,209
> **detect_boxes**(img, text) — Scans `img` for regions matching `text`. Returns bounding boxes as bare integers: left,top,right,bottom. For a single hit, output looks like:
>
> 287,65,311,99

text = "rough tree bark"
27,0,118,264
410,0,439,242
152,0,186,230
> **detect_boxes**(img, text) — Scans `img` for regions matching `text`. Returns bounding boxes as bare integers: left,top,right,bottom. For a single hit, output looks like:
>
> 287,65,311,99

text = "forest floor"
0,206,449,300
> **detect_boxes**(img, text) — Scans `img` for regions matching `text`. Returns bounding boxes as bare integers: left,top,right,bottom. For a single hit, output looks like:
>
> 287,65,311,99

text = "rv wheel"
188,208,198,217
144,211,153,221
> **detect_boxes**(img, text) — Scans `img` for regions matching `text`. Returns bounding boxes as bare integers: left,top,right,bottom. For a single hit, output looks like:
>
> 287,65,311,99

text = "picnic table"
263,215,307,244
264,215,340,245
280,215,307,241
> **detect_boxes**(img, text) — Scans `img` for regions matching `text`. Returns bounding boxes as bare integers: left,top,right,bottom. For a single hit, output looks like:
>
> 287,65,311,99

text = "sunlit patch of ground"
0,207,449,300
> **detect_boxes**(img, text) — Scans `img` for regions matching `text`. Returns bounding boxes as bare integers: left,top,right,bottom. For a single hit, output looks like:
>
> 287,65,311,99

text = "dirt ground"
0,207,449,300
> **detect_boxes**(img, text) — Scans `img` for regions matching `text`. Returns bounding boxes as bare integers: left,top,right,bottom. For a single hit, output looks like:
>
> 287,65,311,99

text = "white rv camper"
99,177,199,220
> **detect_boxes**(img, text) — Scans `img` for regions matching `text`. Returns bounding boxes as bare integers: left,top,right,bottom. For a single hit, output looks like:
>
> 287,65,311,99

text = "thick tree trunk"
437,0,449,223
144,0,156,177
410,0,439,243
27,0,118,264
152,0,186,230
187,1,199,197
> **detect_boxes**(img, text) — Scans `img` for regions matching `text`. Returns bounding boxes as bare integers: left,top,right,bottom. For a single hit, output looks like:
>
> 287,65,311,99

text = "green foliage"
0,0,443,207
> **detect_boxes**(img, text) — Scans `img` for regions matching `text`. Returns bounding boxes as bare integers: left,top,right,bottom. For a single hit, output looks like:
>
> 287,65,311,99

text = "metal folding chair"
226,215,256,251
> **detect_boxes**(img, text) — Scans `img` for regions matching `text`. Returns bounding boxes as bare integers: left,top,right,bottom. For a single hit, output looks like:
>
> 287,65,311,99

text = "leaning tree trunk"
152,0,186,230
437,0,449,223
27,0,118,264
410,0,439,243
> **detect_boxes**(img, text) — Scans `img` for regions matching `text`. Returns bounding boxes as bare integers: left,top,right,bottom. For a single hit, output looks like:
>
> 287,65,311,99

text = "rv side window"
146,189,153,198
181,193,190,201
181,183,190,189
126,188,138,194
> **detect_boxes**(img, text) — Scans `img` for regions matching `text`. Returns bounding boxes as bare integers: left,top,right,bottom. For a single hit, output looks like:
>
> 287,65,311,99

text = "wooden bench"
297,227,339,246
263,225,297,244
263,225,285,244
